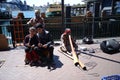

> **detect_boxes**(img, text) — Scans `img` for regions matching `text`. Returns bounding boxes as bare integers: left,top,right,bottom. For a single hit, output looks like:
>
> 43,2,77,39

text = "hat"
35,10,40,14
35,23,43,29
29,27,36,31
64,28,71,34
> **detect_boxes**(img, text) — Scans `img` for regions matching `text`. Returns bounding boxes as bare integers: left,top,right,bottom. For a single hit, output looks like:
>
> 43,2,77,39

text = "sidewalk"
0,37,120,80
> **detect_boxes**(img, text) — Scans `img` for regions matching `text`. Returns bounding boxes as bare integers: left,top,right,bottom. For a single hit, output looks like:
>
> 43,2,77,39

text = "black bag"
82,36,94,44
100,39,120,54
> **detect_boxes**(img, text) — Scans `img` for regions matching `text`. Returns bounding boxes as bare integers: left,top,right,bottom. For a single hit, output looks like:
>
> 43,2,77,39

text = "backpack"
82,36,94,44
100,39,120,54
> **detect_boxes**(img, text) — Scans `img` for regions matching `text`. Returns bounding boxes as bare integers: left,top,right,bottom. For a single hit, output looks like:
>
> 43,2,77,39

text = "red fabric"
25,50,39,62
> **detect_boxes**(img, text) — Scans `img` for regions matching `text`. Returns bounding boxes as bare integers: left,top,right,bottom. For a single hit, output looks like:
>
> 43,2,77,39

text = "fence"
0,16,120,46
45,17,120,40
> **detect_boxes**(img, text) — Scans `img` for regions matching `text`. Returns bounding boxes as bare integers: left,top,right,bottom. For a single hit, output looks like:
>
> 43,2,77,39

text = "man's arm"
45,31,54,47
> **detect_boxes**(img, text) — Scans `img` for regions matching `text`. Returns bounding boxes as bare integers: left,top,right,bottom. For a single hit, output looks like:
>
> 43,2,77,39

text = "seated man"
60,28,78,54
35,23,54,67
24,27,40,66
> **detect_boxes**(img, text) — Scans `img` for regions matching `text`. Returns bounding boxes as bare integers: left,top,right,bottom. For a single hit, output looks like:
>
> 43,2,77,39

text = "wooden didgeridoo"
68,35,86,70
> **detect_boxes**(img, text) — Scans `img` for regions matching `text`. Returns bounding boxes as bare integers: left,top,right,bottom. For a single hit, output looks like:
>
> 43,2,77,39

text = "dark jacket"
61,33,76,48
37,30,54,47
24,34,39,47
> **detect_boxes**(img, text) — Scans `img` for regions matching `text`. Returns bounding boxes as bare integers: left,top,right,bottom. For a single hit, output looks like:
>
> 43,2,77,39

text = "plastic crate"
101,74,120,80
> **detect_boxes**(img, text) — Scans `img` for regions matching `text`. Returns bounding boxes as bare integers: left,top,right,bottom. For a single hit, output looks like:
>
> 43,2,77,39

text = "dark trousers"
34,46,54,63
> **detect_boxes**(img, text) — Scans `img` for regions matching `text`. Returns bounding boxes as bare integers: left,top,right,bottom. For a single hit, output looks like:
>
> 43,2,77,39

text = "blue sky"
7,0,84,6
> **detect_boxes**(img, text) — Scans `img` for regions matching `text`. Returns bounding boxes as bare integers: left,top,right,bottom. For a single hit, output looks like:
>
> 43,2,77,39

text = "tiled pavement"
0,37,120,80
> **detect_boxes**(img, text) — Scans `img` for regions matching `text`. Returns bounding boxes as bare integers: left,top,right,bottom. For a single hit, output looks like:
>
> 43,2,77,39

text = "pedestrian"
10,12,25,48
84,10,93,36
17,12,25,19
24,27,40,66
27,10,45,28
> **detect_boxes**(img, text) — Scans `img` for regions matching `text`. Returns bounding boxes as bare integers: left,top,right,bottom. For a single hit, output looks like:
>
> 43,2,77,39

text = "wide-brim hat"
35,23,43,29
64,28,71,33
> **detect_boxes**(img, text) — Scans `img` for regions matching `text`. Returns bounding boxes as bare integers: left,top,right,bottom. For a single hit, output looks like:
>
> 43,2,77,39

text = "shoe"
36,60,42,66
60,46,67,53
24,59,29,65
25,61,29,65
47,65,51,69
76,51,80,55
67,52,72,56
51,61,56,67
30,61,35,67
38,60,41,64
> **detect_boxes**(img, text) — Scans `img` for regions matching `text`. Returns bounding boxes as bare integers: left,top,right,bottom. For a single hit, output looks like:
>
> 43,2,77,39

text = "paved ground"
0,37,120,80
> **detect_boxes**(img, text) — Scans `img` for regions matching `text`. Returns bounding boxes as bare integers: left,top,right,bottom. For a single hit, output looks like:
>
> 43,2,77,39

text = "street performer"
60,28,78,54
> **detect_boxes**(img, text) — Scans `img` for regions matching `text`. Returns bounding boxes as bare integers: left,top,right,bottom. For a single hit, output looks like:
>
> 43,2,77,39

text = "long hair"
17,12,24,19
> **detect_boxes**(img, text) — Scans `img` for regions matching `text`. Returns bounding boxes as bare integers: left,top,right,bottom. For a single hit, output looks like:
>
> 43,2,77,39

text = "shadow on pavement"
54,55,63,69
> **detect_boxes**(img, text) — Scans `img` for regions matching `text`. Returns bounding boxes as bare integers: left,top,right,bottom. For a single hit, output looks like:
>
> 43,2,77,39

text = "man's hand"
31,45,35,48
26,43,31,47
42,44,47,48
38,43,43,47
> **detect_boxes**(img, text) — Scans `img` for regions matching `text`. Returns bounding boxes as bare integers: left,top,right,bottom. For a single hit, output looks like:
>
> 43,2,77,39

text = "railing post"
61,0,65,33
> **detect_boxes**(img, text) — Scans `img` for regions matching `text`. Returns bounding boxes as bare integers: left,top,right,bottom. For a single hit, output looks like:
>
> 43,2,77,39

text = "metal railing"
0,17,120,45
